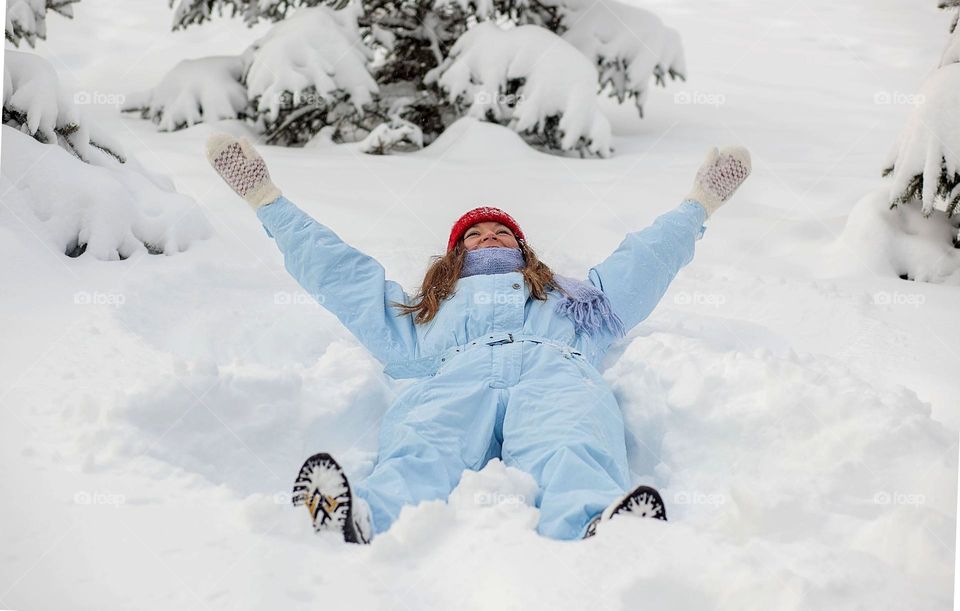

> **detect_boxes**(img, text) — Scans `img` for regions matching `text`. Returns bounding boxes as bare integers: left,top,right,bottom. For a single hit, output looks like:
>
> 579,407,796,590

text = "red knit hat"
447,206,525,253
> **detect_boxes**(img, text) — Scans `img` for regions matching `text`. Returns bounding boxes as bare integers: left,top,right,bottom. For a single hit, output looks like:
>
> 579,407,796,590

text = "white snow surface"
1,1,958,610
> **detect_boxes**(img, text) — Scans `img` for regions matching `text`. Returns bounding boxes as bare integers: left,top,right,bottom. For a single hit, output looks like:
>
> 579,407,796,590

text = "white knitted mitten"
205,133,282,209
685,146,752,218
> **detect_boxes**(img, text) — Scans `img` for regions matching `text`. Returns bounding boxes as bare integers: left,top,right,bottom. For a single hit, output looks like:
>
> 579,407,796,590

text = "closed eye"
466,229,511,237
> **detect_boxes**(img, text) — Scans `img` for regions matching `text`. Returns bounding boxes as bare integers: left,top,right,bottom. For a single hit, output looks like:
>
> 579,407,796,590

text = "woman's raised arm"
587,146,752,335
588,200,708,335
205,133,418,368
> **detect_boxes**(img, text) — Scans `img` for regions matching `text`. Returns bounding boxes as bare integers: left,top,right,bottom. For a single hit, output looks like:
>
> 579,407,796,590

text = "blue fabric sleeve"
587,200,707,334
256,195,419,365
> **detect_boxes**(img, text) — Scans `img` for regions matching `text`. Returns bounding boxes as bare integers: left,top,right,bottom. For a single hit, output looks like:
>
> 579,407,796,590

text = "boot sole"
291,452,368,543
584,484,668,539
605,484,668,521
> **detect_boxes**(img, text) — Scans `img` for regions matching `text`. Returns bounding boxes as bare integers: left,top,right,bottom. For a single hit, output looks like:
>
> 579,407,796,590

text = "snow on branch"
1,125,212,260
884,64,960,223
168,0,352,30
243,5,378,144
5,0,81,47
426,22,612,157
435,0,686,117
120,55,250,132
153,0,683,154
3,50,126,163
550,0,686,117
882,5,960,247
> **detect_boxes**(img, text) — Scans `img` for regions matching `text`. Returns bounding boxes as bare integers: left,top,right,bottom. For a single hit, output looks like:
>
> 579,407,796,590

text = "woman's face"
462,221,519,251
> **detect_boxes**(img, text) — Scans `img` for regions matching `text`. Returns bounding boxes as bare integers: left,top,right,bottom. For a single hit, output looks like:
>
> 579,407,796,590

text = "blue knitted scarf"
460,247,625,338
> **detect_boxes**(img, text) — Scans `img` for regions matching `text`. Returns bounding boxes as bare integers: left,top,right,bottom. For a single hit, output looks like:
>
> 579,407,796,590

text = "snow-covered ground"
2,0,958,609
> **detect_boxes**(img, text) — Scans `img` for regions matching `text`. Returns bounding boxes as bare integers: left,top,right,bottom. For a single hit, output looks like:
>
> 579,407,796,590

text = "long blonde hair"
391,239,560,325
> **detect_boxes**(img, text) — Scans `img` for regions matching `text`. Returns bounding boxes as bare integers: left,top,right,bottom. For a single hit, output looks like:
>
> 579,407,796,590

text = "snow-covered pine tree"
2,6,212,260
163,0,476,148
120,55,251,132
3,48,126,163
882,1,960,246
169,0,350,30
5,0,125,162
426,22,614,157
547,0,686,118
242,4,380,145
5,0,81,47
153,0,684,156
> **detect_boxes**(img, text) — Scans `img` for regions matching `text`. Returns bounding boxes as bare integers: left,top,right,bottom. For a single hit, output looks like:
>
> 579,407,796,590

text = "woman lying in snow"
205,133,751,543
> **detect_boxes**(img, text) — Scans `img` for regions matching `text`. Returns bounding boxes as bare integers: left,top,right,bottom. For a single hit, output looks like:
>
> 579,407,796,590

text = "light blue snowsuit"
257,196,707,540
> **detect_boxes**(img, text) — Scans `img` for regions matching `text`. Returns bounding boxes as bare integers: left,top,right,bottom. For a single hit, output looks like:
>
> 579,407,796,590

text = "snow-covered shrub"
5,0,80,47
153,0,685,156
0,125,212,260
120,55,250,132
841,189,960,284
552,0,686,115
3,50,125,163
883,3,960,247
436,0,685,115
242,5,378,145
426,22,612,157
883,65,960,219
4,1,211,262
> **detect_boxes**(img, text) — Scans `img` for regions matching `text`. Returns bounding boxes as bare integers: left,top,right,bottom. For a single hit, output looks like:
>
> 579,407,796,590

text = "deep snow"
1,0,958,609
